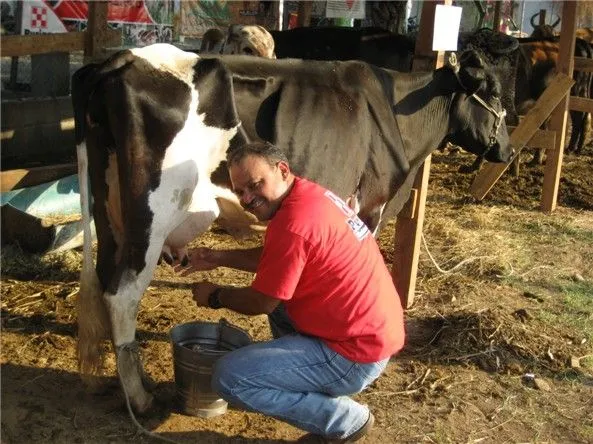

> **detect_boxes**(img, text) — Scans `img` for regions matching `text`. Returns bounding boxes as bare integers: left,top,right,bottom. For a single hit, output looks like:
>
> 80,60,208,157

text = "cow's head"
223,25,276,58
530,12,560,39
445,50,514,163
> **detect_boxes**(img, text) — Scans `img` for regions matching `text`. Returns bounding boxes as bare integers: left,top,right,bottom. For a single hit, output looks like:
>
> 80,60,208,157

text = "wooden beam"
1,32,85,57
1,163,77,192
492,1,502,32
391,0,450,309
8,1,22,88
573,56,593,72
469,72,574,200
541,0,578,213
507,127,557,151
569,96,593,113
539,9,547,26
296,2,313,27
0,28,120,58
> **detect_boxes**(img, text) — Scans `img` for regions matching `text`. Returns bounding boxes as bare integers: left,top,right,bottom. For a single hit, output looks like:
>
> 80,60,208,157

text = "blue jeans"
211,305,389,439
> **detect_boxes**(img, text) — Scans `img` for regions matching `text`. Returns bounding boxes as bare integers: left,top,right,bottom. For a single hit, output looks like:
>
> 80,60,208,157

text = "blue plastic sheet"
0,174,81,218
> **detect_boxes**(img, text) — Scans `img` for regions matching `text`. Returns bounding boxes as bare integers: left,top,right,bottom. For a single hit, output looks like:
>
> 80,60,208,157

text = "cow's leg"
579,113,592,155
458,155,484,174
77,140,113,391
108,170,221,413
104,239,164,413
511,155,521,177
567,110,587,154
523,146,541,168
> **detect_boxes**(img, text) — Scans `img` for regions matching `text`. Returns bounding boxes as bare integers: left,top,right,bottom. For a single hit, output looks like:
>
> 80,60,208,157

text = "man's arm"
177,246,263,274
193,281,280,315
212,247,263,273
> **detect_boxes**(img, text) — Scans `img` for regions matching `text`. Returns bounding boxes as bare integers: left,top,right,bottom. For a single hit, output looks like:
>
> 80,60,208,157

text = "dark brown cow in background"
270,26,415,72
529,10,593,44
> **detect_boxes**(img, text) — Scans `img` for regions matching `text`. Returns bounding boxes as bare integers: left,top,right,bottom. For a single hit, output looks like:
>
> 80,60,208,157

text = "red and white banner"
49,0,153,24
20,1,174,46
22,2,68,33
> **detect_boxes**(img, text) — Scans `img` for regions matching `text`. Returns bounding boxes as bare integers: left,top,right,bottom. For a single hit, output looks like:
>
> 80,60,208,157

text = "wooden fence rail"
0,2,119,59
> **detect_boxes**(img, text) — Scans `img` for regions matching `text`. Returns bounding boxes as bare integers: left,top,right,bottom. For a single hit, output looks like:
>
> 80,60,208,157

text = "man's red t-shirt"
251,177,405,363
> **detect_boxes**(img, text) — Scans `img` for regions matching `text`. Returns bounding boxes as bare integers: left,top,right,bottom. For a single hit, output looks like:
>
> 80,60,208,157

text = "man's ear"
278,160,290,179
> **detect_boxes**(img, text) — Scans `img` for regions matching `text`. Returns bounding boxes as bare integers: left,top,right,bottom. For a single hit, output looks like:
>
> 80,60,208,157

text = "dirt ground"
2,145,593,443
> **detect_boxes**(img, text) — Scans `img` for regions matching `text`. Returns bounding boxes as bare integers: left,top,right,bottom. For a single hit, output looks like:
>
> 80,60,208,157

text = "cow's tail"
72,53,135,385
76,141,111,386
76,141,110,385
73,64,110,383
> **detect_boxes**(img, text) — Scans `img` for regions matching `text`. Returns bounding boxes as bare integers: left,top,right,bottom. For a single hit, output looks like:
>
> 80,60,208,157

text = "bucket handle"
217,318,252,347
217,318,230,347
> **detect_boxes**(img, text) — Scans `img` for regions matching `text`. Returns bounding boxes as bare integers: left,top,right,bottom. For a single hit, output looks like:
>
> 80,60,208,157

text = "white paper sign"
21,1,67,34
432,4,462,51
326,0,366,20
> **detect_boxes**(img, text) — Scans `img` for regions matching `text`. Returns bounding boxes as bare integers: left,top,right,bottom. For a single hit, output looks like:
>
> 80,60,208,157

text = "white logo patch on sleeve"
324,190,370,241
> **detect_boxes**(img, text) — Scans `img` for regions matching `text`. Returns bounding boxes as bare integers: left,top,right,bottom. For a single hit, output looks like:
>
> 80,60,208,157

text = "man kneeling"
176,142,405,443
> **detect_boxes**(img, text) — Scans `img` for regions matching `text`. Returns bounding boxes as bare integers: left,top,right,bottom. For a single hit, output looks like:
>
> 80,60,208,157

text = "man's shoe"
297,412,375,443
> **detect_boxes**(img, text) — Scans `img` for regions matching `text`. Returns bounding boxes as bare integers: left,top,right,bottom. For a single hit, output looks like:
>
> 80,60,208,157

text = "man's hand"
192,281,220,307
175,247,220,276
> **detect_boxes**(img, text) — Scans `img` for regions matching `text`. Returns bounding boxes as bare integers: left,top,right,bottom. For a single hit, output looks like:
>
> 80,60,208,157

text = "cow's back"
212,55,404,197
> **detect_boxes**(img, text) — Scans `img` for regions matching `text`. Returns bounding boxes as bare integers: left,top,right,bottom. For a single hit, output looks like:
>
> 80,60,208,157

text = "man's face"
229,155,291,221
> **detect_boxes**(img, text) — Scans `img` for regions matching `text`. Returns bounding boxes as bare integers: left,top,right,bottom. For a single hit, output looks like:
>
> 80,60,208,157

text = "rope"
116,343,180,444
421,232,491,275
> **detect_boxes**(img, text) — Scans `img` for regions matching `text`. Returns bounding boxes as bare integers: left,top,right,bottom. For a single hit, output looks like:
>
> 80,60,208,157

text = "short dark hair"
226,141,289,167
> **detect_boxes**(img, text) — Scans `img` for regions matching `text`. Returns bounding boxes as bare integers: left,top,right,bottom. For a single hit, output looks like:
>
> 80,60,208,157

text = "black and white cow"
72,44,512,414
72,44,255,413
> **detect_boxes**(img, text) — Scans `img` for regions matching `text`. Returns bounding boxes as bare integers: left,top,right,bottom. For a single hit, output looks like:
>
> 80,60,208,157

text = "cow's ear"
457,50,487,95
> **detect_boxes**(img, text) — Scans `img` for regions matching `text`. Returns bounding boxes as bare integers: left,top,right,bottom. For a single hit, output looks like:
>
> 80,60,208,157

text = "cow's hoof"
85,377,121,395
142,372,158,392
131,393,156,416
135,393,172,421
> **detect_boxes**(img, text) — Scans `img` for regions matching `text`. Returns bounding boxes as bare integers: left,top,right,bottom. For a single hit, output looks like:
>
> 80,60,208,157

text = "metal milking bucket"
170,318,252,418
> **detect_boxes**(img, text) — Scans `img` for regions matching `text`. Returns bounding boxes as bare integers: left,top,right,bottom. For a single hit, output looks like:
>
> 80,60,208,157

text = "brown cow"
223,24,276,58
530,11,593,44
201,25,276,58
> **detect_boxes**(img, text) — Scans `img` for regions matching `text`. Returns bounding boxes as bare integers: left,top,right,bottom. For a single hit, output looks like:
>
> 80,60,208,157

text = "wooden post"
474,0,486,29
297,2,313,27
391,0,450,309
85,1,108,62
541,1,577,212
539,9,547,26
8,1,23,91
84,1,121,62
492,1,502,32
